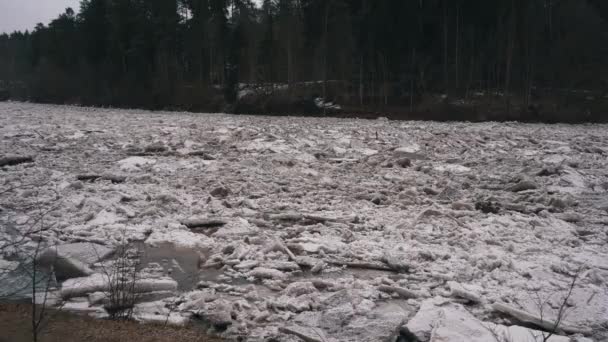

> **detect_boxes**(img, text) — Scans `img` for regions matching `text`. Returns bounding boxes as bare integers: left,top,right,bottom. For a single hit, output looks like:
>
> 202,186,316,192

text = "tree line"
1,0,608,121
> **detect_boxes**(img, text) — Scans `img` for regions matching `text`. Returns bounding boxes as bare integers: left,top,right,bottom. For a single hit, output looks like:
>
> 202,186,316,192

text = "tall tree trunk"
322,1,332,114
209,47,214,85
359,55,364,106
199,23,207,86
466,29,475,100
410,47,416,112
443,0,449,93
287,29,292,87
523,13,531,107
382,54,388,106
504,0,516,115
455,4,460,91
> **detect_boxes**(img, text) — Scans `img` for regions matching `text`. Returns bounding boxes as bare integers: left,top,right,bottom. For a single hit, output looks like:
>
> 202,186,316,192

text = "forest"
1,0,608,122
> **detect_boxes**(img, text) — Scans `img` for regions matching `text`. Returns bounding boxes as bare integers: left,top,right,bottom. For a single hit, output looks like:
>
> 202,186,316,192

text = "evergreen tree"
0,0,607,121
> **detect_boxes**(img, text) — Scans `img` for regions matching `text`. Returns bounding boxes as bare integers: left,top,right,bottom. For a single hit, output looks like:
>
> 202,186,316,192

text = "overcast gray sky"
0,0,81,33
0,0,263,34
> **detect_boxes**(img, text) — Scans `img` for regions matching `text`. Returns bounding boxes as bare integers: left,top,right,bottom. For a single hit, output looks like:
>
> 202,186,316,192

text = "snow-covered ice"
1,102,607,341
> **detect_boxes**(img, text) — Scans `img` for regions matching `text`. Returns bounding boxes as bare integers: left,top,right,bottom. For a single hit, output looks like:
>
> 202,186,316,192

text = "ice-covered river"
1,102,606,341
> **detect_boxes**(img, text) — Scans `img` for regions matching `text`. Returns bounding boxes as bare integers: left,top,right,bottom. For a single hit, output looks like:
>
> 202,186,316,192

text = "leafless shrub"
485,324,515,342
529,268,581,342
98,243,141,320
488,268,582,342
0,181,63,342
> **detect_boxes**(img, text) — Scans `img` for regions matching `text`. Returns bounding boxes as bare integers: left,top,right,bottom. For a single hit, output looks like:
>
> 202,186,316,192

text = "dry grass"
0,304,224,342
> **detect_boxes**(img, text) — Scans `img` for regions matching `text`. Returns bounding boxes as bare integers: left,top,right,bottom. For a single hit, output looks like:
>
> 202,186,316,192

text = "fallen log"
181,218,227,229
448,281,482,304
327,158,358,163
279,326,326,342
491,302,592,335
378,285,418,299
76,174,126,184
274,237,297,261
266,212,352,223
0,156,34,167
311,279,336,290
77,175,101,182
311,260,326,274
187,150,216,160
507,180,538,192
326,259,396,272
102,174,127,183
267,212,303,221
